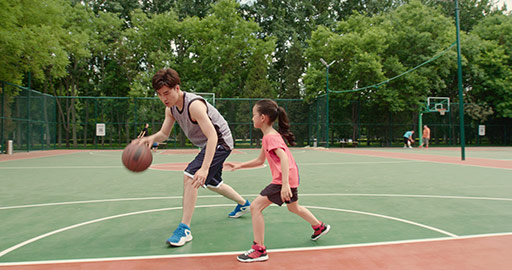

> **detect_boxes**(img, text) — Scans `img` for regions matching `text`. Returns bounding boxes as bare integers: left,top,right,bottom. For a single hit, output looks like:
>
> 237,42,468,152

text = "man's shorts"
260,184,298,206
184,145,231,188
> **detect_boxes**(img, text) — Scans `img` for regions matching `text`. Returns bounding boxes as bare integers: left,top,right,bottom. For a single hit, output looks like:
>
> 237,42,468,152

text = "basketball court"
0,147,511,269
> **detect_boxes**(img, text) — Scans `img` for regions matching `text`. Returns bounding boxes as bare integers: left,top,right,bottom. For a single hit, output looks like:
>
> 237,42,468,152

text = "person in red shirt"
226,99,330,263
420,125,431,148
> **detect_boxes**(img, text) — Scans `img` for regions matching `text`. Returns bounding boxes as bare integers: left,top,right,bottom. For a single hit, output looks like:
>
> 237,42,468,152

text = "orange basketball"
122,143,153,172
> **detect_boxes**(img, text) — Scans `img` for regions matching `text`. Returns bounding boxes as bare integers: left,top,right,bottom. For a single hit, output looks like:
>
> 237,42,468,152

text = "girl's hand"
224,162,242,171
281,184,292,203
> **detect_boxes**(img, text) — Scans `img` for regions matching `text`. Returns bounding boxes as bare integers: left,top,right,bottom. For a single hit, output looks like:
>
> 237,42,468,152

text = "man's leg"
166,175,196,247
208,184,246,205
182,175,198,226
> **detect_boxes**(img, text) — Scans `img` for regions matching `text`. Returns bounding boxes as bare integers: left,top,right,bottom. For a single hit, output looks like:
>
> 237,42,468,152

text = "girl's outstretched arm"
225,148,265,171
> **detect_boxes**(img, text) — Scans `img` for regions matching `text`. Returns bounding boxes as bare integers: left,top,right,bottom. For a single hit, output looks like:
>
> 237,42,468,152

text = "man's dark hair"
152,68,181,91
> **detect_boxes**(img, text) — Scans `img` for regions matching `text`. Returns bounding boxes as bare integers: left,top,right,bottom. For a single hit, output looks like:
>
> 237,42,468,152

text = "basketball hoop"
438,108,447,116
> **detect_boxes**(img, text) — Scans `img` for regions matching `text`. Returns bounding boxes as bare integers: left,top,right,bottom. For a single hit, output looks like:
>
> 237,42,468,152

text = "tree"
422,0,496,32
305,0,456,141
0,0,70,86
181,0,275,97
467,14,512,118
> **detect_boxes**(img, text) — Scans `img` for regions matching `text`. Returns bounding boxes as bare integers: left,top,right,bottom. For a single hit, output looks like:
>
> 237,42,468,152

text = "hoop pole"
419,113,423,146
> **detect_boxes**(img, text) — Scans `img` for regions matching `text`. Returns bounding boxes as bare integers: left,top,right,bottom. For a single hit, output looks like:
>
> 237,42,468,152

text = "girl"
227,99,330,263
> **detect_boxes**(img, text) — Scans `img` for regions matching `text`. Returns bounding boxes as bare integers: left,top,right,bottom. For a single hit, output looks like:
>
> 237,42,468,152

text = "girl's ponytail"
277,106,296,146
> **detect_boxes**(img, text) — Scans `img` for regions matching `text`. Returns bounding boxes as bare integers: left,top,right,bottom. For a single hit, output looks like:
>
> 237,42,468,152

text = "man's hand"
132,137,153,149
192,167,209,189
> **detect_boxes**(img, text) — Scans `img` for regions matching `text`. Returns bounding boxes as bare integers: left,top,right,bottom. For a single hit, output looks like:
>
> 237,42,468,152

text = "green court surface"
0,147,511,264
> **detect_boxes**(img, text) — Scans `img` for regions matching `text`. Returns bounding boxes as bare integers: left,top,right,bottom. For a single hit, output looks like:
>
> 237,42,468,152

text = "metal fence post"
1,82,4,154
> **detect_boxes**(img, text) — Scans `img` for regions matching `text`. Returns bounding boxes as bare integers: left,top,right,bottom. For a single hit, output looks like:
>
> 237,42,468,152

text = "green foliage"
1,0,512,148
179,0,275,97
305,1,454,113
467,14,512,117
0,0,71,84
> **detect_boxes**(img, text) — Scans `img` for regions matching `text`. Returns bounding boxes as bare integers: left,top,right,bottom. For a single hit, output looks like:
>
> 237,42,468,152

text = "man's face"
156,85,179,107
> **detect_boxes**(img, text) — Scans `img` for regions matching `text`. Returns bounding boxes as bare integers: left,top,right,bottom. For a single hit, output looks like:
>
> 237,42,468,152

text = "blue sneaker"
166,223,193,247
228,200,250,218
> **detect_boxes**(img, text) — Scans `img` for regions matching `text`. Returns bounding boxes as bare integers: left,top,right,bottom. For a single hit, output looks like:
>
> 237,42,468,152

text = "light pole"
454,0,466,160
320,58,335,147
441,0,465,160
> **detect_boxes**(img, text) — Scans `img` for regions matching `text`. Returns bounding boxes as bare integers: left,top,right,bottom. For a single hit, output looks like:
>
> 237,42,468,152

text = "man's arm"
189,100,217,188
134,108,175,147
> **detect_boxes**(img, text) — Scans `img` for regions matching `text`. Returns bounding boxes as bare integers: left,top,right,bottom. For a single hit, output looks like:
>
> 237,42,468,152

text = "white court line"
300,193,512,202
1,232,511,266
299,161,419,165
305,205,457,237
88,151,120,157
0,166,123,169
149,164,267,172
0,204,458,259
2,193,511,211
0,195,229,210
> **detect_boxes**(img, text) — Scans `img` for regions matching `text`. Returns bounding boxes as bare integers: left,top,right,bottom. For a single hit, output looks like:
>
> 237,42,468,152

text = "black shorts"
260,184,298,206
403,137,410,144
184,145,231,188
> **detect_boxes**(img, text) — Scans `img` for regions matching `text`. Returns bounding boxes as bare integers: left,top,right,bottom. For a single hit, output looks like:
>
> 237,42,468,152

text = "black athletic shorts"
260,184,298,206
184,145,231,188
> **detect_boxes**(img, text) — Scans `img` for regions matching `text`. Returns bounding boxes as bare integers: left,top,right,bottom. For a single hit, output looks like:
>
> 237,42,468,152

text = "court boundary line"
0,166,123,169
2,193,511,211
0,203,458,259
1,232,511,266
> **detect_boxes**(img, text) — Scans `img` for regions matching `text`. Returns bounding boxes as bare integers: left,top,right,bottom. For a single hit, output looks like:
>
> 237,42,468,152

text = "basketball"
122,143,153,172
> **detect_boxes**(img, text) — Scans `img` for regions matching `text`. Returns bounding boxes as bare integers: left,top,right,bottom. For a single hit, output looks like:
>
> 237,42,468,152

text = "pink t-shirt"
262,134,299,188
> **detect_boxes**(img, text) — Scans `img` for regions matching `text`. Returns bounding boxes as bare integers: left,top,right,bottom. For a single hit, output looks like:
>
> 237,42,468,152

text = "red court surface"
1,234,511,270
326,148,512,170
0,150,87,162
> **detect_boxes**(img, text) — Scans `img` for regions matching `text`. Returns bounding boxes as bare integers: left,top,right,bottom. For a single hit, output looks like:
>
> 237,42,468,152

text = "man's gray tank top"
170,92,234,150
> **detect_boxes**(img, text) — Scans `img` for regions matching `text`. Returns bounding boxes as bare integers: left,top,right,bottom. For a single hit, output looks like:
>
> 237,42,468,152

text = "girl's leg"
286,201,321,226
250,195,273,245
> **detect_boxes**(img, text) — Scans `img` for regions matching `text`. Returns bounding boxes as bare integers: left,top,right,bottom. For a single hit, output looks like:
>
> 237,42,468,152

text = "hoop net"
438,108,447,116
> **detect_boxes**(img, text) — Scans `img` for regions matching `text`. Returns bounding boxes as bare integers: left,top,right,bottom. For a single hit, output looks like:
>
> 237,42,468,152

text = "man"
403,130,414,149
420,125,430,148
135,68,250,247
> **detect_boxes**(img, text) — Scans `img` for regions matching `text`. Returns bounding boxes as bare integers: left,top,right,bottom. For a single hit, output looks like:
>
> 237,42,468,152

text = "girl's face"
252,105,265,129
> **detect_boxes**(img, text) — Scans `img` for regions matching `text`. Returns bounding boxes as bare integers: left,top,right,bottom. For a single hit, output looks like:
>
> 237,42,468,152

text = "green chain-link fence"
1,81,510,153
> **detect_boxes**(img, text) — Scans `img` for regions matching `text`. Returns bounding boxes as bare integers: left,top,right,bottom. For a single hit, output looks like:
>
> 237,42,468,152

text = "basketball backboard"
427,97,450,114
